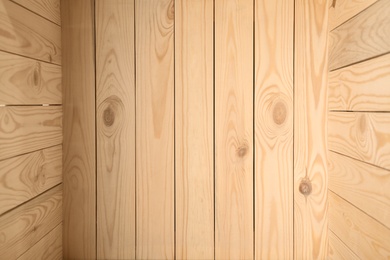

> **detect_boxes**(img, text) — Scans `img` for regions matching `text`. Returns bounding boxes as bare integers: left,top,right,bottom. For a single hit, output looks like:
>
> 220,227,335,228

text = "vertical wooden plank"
61,0,96,258
175,0,214,259
136,0,174,259
255,0,294,259
215,0,253,259
294,0,329,259
96,0,135,259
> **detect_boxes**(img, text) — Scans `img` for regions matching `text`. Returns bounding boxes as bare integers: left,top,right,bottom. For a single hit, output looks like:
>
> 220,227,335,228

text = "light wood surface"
328,53,390,111
255,0,294,259
0,51,61,105
294,0,329,259
175,1,214,259
96,0,135,258
329,230,359,260
0,185,62,259
0,145,62,215
61,0,96,258
0,0,61,64
135,0,175,259
11,0,60,25
215,0,253,258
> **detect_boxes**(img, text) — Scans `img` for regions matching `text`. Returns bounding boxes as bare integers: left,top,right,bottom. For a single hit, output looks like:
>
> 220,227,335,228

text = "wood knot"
299,177,312,196
103,106,115,127
273,101,287,125
236,145,248,158
33,64,40,86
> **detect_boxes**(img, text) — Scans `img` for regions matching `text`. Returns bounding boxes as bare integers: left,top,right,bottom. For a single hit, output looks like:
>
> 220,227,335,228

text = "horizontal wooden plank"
11,0,61,25
0,106,63,161
0,51,62,105
328,151,390,229
328,53,390,111
0,185,62,259
0,145,62,215
0,0,61,64
329,0,390,71
329,230,359,260
328,112,390,170
329,192,390,259
17,223,62,260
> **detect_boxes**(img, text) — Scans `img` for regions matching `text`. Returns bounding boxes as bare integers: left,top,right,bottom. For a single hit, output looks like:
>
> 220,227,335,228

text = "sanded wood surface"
0,185,62,259
136,0,174,259
329,230,359,260
329,0,390,71
255,0,293,259
0,0,61,64
294,0,329,259
215,0,253,258
96,0,135,258
0,145,62,215
0,51,61,105
12,0,61,25
175,1,214,259
0,106,62,161
329,53,390,111
329,192,390,259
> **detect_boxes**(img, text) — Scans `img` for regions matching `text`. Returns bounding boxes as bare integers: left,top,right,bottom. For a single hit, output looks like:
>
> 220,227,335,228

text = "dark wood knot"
299,177,312,196
273,101,287,125
103,106,115,127
33,63,41,86
236,145,248,158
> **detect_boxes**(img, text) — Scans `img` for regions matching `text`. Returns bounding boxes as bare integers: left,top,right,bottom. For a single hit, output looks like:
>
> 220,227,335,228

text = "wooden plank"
18,224,62,260
0,185,62,259
294,0,329,259
328,0,378,31
135,0,174,259
328,53,390,111
329,0,390,71
175,1,214,259
329,151,390,229
96,0,135,258
254,0,293,259
329,192,390,259
0,145,62,215
11,0,61,25
0,0,61,64
215,0,253,259
0,51,61,105
61,0,96,258
329,230,359,260
0,106,62,161
328,112,390,170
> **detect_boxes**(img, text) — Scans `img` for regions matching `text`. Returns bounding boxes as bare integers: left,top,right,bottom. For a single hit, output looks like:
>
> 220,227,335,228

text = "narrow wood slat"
328,53,390,111
96,0,135,258
175,1,214,259
0,51,62,105
11,0,61,25
135,0,174,259
0,0,61,64
215,0,253,259
255,0,293,259
294,0,329,259
0,106,62,161
17,223,62,260
0,185,62,259
328,112,390,170
0,145,62,215
329,0,390,71
329,192,390,259
328,230,359,260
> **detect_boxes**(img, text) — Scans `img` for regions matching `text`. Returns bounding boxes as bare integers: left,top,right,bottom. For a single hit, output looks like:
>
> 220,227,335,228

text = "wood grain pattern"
0,185,62,259
11,0,61,25
96,0,135,258
328,112,390,170
215,0,253,258
329,0,390,71
329,230,359,260
0,145,62,215
0,51,61,105
17,223,62,260
0,0,61,64
294,0,329,259
329,53,390,111
255,0,293,259
175,1,214,259
329,192,390,259
61,0,96,258
0,106,62,161
136,0,174,259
